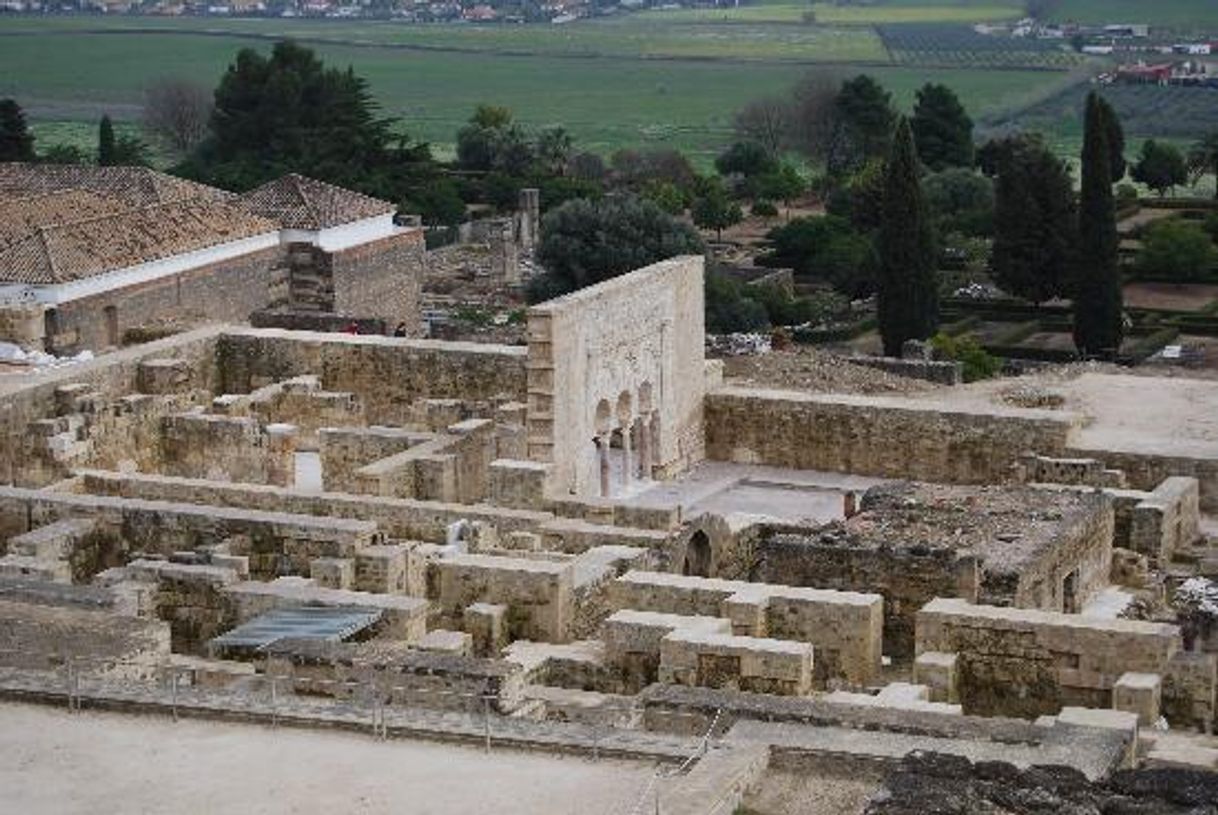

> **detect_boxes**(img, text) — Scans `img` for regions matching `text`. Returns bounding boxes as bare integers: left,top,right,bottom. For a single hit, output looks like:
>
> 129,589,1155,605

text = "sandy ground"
1122,282,1218,312
0,702,657,815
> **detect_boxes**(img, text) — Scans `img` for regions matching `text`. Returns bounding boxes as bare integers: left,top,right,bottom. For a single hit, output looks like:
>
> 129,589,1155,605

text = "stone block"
415,629,473,657
1113,672,1162,726
464,602,508,657
658,629,813,696
914,651,959,704
310,557,354,590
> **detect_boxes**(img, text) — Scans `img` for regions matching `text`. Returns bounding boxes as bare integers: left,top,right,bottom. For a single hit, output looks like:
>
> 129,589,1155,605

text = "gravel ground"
741,769,881,815
721,348,942,395
0,702,656,815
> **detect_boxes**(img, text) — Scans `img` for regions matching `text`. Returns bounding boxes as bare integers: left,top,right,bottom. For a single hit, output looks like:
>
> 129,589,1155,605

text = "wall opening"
683,530,712,578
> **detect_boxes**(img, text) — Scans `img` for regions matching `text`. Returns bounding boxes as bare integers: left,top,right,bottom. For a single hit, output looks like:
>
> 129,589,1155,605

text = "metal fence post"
270,675,278,730
483,695,491,754
170,670,179,722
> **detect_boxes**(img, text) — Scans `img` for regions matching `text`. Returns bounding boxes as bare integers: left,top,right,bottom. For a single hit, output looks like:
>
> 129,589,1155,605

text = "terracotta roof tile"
0,198,279,286
0,190,129,252
238,173,393,230
0,163,231,207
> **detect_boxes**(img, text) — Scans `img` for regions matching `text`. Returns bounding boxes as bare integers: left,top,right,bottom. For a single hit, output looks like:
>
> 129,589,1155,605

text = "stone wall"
159,412,295,486
705,387,1080,485
353,418,497,503
915,598,1191,722
319,426,431,493
77,469,552,543
1069,446,1218,514
0,486,380,581
0,327,222,486
609,570,883,685
46,245,282,353
526,256,706,497
330,229,426,336
435,553,574,643
215,328,526,426
845,356,963,386
658,629,814,696
756,536,970,660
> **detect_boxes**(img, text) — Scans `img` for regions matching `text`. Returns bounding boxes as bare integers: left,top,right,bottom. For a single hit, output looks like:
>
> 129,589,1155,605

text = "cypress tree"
0,99,35,161
1073,92,1124,359
97,114,117,166
910,83,974,171
877,117,938,356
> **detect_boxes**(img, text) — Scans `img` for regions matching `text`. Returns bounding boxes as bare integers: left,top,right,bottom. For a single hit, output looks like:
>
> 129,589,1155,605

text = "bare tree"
787,69,842,161
733,96,790,156
142,78,213,155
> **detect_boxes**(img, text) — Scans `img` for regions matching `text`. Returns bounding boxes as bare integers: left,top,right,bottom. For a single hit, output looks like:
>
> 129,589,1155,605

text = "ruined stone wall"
214,328,526,425
158,413,295,487
706,388,1079,485
47,246,282,353
78,469,550,544
353,419,496,504
1129,477,1201,564
756,538,972,660
0,486,379,581
319,426,430,493
1000,494,1113,614
435,553,574,642
1070,446,1218,514
329,229,426,336
0,328,222,487
916,598,1184,721
526,256,706,497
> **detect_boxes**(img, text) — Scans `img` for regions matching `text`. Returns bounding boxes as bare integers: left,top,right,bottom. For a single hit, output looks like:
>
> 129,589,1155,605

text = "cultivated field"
2,0,1216,161
0,16,1068,161
1045,0,1218,31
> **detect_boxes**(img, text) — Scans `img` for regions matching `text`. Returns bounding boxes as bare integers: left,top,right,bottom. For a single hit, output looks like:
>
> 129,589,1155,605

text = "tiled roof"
0,190,128,252
0,198,279,286
238,173,394,230
0,163,230,207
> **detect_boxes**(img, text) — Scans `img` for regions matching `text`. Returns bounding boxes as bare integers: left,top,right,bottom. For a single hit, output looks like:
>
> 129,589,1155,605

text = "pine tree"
1072,92,1124,359
910,83,974,171
0,98,35,161
877,117,938,356
97,115,117,166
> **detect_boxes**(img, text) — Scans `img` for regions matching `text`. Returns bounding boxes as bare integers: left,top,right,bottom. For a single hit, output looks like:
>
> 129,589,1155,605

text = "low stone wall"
658,629,814,696
1069,446,1218,514
705,387,1080,485
354,418,497,504
215,328,527,426
159,412,295,487
845,355,963,386
225,577,429,641
914,597,1202,725
319,426,431,493
213,374,363,450
0,486,380,581
435,553,574,643
601,609,732,693
264,638,525,714
609,570,882,686
77,469,551,544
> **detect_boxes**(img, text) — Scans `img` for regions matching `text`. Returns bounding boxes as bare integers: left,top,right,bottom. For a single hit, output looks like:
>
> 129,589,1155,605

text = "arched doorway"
682,530,712,578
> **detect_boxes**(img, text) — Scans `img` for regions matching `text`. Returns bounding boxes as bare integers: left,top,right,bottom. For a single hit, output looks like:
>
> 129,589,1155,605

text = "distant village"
979,18,1218,89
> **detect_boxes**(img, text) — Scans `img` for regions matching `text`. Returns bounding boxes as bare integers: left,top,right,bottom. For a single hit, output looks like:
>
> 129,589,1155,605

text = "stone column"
636,416,651,479
620,423,632,490
518,188,540,253
597,435,611,498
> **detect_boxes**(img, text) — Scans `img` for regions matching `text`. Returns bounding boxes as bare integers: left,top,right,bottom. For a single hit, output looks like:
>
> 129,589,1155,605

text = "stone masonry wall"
705,387,1080,485
214,328,526,426
47,245,282,353
330,229,426,337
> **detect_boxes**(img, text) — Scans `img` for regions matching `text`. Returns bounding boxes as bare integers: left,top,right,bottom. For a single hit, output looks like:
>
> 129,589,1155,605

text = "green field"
1045,0,1218,31
0,16,1071,162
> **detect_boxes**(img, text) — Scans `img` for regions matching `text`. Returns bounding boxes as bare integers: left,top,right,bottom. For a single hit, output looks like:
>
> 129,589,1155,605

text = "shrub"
1136,219,1218,281
930,332,1003,382
752,199,778,218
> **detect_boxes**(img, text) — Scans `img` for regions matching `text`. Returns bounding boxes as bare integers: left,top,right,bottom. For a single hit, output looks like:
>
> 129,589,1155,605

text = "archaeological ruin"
2,181,1218,813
